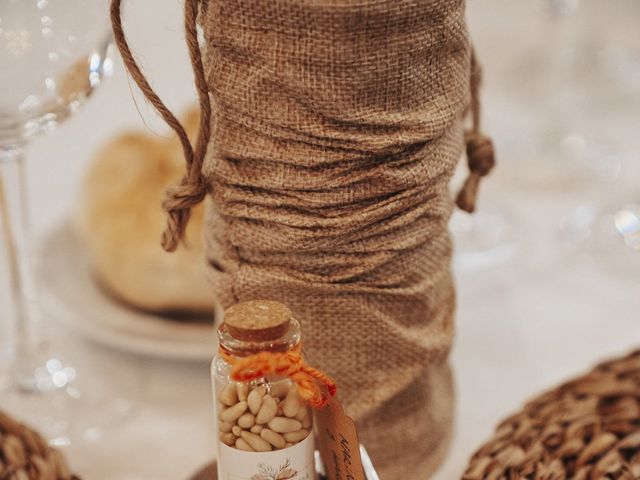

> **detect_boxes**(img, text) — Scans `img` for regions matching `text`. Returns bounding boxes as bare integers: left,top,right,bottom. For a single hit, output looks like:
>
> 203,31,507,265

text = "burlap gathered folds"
199,1,470,477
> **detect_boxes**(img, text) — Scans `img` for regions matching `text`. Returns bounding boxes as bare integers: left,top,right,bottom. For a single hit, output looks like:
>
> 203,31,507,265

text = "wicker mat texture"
0,410,78,480
463,349,640,479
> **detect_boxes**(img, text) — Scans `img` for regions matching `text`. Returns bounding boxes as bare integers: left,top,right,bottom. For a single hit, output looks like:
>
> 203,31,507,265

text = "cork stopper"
223,300,293,342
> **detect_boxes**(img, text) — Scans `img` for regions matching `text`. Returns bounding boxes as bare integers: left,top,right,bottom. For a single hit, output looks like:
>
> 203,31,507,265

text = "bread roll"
76,107,215,314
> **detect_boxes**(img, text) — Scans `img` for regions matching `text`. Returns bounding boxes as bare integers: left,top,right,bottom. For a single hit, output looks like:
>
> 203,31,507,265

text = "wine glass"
0,0,134,445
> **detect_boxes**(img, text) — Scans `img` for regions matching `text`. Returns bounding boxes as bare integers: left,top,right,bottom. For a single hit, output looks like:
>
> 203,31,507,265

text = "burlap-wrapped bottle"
112,0,494,477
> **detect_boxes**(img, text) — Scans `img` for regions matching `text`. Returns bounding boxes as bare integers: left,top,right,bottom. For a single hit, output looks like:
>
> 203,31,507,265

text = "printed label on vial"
217,433,316,480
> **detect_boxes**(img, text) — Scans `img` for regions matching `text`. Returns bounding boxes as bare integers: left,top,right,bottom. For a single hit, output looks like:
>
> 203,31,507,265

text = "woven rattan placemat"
0,410,79,479
463,350,640,479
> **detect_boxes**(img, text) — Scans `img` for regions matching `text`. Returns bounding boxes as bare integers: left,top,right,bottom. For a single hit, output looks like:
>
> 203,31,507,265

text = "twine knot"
466,133,495,176
161,174,210,252
456,133,496,214
220,344,337,408
164,174,210,210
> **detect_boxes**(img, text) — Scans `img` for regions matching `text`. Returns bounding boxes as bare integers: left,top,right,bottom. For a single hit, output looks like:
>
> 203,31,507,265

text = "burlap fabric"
110,0,487,476
199,1,470,477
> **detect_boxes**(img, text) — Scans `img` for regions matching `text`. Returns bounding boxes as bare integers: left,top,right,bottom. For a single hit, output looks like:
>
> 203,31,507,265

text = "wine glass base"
0,343,139,448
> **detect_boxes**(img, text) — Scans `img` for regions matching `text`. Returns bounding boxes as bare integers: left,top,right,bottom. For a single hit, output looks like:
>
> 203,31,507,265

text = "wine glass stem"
0,143,48,392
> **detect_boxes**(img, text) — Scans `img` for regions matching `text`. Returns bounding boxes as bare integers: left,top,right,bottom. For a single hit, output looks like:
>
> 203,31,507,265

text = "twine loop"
161,175,210,250
110,0,211,252
220,344,337,408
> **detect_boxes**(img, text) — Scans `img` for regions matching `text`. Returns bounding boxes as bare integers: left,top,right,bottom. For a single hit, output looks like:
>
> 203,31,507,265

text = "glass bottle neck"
217,317,302,358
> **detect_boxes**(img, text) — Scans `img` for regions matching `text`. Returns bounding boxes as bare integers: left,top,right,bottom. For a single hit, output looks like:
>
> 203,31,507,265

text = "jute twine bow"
220,344,337,408
456,49,496,213
110,0,212,252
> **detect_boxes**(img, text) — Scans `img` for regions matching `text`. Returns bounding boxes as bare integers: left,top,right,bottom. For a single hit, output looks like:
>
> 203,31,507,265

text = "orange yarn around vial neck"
219,344,337,408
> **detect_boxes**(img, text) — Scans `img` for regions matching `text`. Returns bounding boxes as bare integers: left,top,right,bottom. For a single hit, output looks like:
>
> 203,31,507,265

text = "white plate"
37,223,222,362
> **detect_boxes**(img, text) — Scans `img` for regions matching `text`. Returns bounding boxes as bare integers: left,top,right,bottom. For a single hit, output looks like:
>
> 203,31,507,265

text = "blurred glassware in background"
0,0,134,445
501,0,640,191
560,200,640,276
450,206,518,271
475,0,639,276
0,210,12,390
549,0,640,274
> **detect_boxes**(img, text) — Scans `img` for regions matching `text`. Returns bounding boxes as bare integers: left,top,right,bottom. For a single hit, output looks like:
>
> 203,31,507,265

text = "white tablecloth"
1,1,639,478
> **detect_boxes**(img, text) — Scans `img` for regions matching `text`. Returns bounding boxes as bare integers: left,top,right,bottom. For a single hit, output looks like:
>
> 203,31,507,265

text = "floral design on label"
251,459,298,480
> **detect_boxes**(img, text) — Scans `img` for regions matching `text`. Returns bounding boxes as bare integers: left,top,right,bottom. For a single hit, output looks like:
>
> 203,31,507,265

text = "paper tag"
314,397,366,480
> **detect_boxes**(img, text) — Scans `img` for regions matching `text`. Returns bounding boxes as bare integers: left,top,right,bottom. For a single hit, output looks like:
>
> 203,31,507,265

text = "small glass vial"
212,300,316,480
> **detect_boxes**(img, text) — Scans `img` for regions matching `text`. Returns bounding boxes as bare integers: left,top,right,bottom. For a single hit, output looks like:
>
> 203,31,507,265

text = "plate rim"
37,222,223,362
